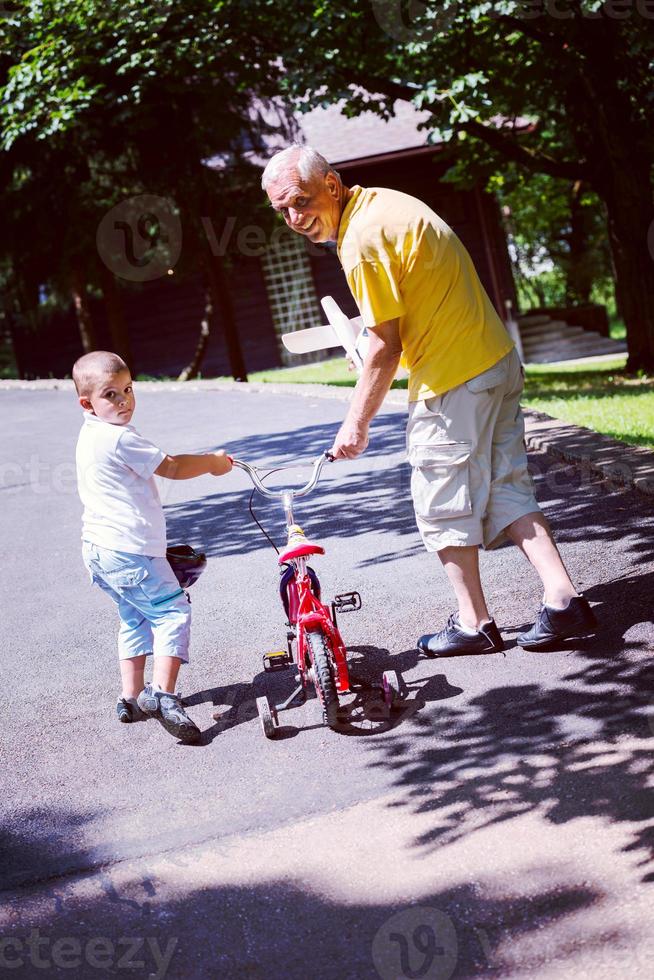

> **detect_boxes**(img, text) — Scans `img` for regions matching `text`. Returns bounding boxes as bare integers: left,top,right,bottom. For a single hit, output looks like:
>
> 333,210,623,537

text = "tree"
484,168,613,307
0,0,294,379
271,0,654,371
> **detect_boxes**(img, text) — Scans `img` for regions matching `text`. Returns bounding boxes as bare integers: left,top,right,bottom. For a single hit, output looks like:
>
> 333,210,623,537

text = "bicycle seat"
278,540,325,564
279,524,325,564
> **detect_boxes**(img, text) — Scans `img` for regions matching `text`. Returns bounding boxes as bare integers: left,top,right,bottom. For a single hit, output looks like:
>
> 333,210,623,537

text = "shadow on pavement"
165,433,654,886
0,855,616,979
164,414,416,561
364,561,654,882
527,453,654,565
182,646,461,744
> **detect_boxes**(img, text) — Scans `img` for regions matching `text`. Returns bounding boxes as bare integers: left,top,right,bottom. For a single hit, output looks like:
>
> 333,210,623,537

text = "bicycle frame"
291,557,350,694
231,452,351,695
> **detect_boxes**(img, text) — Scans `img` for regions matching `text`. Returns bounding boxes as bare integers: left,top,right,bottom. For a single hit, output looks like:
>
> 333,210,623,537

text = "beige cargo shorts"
406,348,540,552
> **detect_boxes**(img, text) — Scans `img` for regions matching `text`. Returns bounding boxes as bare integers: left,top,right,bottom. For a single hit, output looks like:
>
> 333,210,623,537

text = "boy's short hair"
72,351,129,397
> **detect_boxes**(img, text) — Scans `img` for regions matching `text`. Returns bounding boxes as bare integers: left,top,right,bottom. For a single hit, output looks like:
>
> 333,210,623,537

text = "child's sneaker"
116,697,148,723
137,684,200,743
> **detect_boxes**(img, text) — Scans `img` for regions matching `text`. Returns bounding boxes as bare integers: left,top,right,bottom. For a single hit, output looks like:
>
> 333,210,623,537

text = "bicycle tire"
306,628,339,728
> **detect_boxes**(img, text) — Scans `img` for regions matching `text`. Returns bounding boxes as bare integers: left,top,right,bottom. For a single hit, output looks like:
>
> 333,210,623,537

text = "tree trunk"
183,161,248,382
454,21,654,367
178,288,212,382
16,276,40,334
98,262,134,372
575,27,654,371
604,192,654,373
565,181,593,306
70,260,97,353
204,250,248,382
572,124,654,370
591,141,654,371
6,274,38,378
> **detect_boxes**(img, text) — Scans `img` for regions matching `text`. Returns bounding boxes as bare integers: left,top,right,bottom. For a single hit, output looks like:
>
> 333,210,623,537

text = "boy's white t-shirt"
76,413,167,557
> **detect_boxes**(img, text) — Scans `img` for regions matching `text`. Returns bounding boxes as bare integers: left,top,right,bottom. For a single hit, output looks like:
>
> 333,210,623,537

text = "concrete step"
524,336,627,363
526,335,624,353
519,318,572,338
528,351,626,364
526,332,620,351
526,329,624,348
517,313,626,364
558,332,625,350
517,314,552,328
522,326,586,348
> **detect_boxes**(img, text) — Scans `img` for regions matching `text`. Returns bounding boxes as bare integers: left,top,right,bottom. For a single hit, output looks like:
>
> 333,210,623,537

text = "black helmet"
166,544,207,589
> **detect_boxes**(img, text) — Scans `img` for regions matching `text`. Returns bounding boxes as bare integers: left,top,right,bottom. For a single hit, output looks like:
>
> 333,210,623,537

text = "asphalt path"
1,385,653,979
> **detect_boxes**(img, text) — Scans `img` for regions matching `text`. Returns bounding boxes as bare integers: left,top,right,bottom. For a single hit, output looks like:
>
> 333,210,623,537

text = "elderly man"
261,145,597,654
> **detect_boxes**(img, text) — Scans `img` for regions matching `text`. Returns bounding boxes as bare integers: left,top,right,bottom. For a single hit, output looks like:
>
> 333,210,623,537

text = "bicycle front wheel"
306,628,340,728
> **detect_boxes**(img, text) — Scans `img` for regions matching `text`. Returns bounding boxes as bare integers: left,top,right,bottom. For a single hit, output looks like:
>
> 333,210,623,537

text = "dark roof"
206,97,533,171
296,100,435,165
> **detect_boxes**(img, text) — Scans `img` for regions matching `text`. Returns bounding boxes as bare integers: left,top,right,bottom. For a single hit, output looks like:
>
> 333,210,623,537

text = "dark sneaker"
417,614,505,657
137,685,201,743
116,697,147,724
517,595,597,650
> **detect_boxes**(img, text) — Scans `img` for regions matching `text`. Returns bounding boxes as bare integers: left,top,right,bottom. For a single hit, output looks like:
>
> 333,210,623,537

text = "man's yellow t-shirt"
337,185,513,401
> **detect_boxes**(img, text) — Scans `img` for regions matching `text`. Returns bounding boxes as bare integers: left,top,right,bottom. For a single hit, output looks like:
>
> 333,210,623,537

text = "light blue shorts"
82,542,191,662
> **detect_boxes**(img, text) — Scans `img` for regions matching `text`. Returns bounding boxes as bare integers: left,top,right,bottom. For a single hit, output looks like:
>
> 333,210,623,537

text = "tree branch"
459,118,589,182
494,13,569,52
340,70,589,183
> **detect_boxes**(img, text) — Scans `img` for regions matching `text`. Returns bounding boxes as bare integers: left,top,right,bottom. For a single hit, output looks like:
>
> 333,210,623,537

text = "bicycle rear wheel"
306,628,339,728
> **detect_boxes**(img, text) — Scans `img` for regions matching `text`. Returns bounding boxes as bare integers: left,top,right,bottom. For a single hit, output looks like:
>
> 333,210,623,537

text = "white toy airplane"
281,295,371,373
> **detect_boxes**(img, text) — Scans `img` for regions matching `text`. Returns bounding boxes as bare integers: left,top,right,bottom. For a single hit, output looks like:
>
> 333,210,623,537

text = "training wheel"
382,670,401,708
256,695,277,739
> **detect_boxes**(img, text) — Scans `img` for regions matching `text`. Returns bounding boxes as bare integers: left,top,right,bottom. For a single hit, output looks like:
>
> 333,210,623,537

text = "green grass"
250,354,654,449
250,358,375,387
249,357,411,389
609,313,626,342
522,358,654,448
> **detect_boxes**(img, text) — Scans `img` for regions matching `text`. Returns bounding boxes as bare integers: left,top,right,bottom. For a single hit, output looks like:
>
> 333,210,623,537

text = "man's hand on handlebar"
330,418,369,460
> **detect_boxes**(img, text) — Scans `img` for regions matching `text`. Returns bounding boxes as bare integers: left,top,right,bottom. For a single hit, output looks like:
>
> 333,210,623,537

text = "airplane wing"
280,296,405,380
280,296,367,365
280,323,343,355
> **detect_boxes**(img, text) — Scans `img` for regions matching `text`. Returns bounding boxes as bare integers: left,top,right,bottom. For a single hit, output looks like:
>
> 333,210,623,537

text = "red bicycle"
231,452,402,737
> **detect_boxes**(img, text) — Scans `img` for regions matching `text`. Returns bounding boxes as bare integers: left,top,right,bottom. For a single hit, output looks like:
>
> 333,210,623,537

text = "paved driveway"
1,385,652,979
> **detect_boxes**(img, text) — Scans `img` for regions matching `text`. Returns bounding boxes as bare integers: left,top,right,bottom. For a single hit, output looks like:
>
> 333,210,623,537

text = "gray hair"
261,144,338,191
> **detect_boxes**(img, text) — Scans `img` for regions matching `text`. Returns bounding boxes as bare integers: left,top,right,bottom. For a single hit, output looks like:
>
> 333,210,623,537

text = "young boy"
73,350,232,743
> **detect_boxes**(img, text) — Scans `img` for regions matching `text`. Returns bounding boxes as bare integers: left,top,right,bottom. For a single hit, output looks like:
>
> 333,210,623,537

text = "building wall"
14,257,282,380
14,153,515,379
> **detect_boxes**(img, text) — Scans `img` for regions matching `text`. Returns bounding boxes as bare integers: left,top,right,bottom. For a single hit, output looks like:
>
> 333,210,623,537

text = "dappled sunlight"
2,801,650,979
164,412,417,559
364,566,654,879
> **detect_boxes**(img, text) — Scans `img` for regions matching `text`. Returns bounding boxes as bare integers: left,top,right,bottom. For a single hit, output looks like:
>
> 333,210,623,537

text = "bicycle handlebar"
230,451,334,499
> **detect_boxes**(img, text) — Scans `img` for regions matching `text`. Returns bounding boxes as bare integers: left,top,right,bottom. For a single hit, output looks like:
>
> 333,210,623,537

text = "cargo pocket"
136,564,186,607
409,442,473,520
99,564,149,591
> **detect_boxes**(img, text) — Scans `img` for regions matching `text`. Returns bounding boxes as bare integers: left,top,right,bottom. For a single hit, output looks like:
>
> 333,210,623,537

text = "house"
13,101,517,379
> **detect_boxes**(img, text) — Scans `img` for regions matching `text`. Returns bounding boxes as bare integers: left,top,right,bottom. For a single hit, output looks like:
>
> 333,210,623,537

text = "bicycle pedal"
263,651,291,672
333,591,362,613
